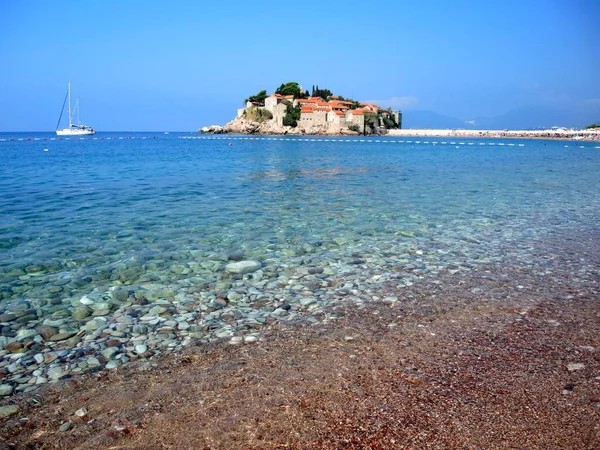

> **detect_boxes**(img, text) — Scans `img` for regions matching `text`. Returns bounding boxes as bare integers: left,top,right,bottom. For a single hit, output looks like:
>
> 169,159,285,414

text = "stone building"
345,109,365,132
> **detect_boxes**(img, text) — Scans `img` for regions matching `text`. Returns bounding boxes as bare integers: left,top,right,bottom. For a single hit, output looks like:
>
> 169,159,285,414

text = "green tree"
275,82,302,98
245,90,268,106
313,87,332,100
585,123,600,129
283,103,301,127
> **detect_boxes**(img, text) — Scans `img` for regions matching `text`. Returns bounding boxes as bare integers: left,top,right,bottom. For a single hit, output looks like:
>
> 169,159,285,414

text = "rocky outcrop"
199,125,224,134
205,116,360,136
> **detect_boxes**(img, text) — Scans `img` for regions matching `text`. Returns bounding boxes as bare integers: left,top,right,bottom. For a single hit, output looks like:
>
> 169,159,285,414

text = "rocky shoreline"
1,227,598,448
200,117,361,136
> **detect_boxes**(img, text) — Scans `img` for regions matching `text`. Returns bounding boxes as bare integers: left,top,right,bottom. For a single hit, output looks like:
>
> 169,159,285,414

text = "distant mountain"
402,110,475,129
467,105,600,130
403,105,600,130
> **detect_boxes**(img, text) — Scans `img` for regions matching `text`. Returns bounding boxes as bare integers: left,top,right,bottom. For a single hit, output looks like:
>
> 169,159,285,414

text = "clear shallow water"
1,133,599,302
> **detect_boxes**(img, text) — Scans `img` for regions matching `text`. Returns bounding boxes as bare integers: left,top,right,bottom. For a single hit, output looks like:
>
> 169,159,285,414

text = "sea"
0,131,599,389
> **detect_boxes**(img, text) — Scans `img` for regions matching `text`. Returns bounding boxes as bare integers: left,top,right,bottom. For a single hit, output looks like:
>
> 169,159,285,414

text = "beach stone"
111,288,130,302
567,363,585,371
229,336,243,345
228,250,245,261
225,261,261,274
47,366,66,380
36,325,58,340
0,313,16,322
0,384,14,396
34,353,44,364
106,360,121,369
59,421,72,432
4,341,23,352
101,347,119,359
72,306,92,320
15,329,37,341
0,405,18,418
44,352,58,363
134,344,148,355
48,331,76,342
62,336,81,349
300,297,317,306
74,407,88,417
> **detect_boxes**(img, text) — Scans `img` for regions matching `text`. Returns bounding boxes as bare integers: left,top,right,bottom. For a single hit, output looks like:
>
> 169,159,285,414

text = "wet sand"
1,228,599,449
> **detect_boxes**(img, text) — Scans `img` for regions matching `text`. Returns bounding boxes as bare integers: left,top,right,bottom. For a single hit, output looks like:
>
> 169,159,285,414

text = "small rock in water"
225,260,262,274
227,250,245,261
0,384,14,396
4,341,23,352
72,306,92,320
47,367,66,380
36,325,58,340
229,336,243,345
134,344,148,355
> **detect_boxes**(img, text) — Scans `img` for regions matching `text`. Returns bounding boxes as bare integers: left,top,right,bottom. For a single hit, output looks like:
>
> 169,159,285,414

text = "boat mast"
68,82,72,127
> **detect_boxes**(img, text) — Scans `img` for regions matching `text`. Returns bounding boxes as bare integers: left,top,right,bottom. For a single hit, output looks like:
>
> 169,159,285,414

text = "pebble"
225,260,261,274
134,344,148,355
47,367,66,380
0,384,14,396
74,407,88,417
567,363,585,371
0,405,18,418
59,421,72,432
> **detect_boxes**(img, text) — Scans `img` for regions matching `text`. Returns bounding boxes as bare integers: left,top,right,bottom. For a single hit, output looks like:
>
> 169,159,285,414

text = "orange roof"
307,96,323,101
315,101,330,106
348,109,364,115
301,106,314,113
330,95,340,100
312,107,330,111
334,111,345,117
338,101,353,105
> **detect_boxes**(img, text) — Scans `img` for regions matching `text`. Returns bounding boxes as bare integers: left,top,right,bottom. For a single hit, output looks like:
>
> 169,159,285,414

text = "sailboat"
55,83,96,136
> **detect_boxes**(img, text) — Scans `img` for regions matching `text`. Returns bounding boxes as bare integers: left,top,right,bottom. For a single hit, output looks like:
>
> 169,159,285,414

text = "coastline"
388,128,600,141
200,125,600,141
1,227,598,448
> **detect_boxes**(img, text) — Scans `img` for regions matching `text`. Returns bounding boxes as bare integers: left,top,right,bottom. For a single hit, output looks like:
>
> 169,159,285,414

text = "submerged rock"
225,261,262,274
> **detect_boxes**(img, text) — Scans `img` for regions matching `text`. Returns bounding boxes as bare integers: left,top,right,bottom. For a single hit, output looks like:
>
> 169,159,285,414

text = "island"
199,82,402,135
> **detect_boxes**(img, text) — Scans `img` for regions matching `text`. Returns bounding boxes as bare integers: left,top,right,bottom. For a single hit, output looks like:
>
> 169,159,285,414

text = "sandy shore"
388,128,600,141
1,229,598,449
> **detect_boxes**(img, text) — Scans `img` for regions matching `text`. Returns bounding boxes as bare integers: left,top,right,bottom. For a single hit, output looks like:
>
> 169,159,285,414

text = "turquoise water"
0,132,599,386
1,133,599,300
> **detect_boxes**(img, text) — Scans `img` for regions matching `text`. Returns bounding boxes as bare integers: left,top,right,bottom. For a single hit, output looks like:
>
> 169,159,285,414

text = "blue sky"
1,0,598,131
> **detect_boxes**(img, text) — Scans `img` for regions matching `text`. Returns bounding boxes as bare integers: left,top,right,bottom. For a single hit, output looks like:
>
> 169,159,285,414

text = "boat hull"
56,128,96,136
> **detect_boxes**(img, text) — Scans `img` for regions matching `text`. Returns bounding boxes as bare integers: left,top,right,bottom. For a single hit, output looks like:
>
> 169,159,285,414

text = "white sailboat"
56,83,96,136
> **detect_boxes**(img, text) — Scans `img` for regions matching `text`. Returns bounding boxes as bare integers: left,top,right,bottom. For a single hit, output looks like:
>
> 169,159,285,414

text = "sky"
1,0,599,131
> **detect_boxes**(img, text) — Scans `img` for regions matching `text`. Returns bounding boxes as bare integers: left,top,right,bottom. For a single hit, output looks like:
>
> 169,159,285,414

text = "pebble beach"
0,132,599,447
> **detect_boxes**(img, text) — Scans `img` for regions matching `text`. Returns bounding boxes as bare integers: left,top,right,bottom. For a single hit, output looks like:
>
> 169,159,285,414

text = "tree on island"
310,85,333,100
585,123,600,129
282,101,301,127
245,90,268,106
275,82,303,98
